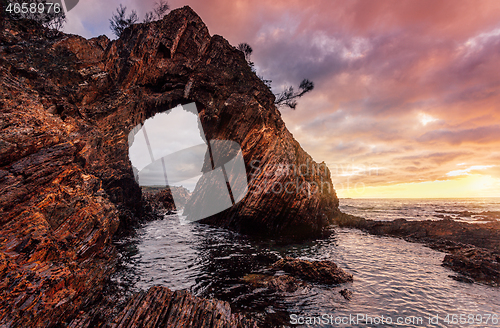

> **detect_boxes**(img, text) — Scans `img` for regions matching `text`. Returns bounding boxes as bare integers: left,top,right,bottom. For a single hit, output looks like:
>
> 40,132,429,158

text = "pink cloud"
65,0,500,191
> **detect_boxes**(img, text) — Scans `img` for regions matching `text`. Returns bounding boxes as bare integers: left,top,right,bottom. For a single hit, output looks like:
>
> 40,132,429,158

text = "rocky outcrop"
0,6,338,326
143,186,191,213
333,213,500,250
334,213,500,285
241,273,306,293
240,256,354,293
339,289,353,300
271,257,353,285
69,286,257,328
443,248,500,286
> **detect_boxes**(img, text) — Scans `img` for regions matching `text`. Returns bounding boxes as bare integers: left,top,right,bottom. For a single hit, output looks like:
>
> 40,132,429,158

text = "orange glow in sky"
337,174,500,199
66,0,500,198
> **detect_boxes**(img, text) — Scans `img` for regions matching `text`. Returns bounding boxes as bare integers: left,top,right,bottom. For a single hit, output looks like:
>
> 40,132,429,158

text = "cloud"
398,152,469,165
64,0,500,196
417,125,500,145
64,0,160,38
446,165,496,177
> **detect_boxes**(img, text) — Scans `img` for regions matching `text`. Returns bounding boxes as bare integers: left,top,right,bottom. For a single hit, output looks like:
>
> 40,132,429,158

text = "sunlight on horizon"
337,174,500,199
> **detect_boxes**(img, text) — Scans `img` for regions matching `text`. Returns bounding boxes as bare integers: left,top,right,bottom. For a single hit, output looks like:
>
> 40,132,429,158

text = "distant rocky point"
143,185,191,213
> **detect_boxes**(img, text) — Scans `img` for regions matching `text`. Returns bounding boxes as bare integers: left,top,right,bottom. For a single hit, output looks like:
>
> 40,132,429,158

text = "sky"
64,0,500,198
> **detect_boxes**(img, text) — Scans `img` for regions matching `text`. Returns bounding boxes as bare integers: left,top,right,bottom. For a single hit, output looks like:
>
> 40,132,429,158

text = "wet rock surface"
339,288,353,300
271,257,354,285
241,273,306,293
334,213,500,285
238,256,353,295
142,186,191,213
69,286,257,328
442,248,500,286
0,6,338,326
435,210,500,221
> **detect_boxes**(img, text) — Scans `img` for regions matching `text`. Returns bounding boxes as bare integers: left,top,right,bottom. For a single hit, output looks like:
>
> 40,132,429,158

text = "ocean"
340,197,500,223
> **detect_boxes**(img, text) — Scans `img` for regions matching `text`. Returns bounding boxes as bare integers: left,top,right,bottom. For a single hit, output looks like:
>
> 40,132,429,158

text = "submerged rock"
448,275,474,284
271,257,353,285
339,288,353,300
241,273,306,293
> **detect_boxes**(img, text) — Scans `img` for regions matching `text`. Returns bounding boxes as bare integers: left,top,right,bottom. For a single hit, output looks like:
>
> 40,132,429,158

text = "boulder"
241,273,306,293
271,257,353,285
69,286,257,328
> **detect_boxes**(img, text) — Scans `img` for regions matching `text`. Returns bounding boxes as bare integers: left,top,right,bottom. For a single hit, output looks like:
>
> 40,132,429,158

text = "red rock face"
0,6,338,326
143,186,191,212
102,286,258,328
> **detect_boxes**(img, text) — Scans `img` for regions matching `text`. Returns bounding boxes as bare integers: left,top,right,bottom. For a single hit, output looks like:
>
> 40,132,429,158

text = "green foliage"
238,42,272,88
143,0,170,23
109,4,138,38
237,43,253,62
237,42,314,109
111,1,170,38
275,79,315,110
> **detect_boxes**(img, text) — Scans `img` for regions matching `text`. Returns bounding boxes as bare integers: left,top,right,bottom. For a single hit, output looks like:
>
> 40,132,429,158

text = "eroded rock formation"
69,286,257,328
0,5,338,326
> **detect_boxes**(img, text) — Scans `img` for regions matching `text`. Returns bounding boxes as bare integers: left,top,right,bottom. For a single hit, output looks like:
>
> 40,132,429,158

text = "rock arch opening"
128,103,206,192
128,102,249,221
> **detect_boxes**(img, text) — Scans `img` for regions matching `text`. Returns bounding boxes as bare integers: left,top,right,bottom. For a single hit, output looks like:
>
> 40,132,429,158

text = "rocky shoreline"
333,213,500,286
0,7,341,326
2,3,495,327
64,212,354,327
68,286,259,328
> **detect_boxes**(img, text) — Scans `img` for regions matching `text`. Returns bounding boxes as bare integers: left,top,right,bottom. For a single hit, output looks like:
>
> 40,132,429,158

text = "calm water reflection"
112,214,500,327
